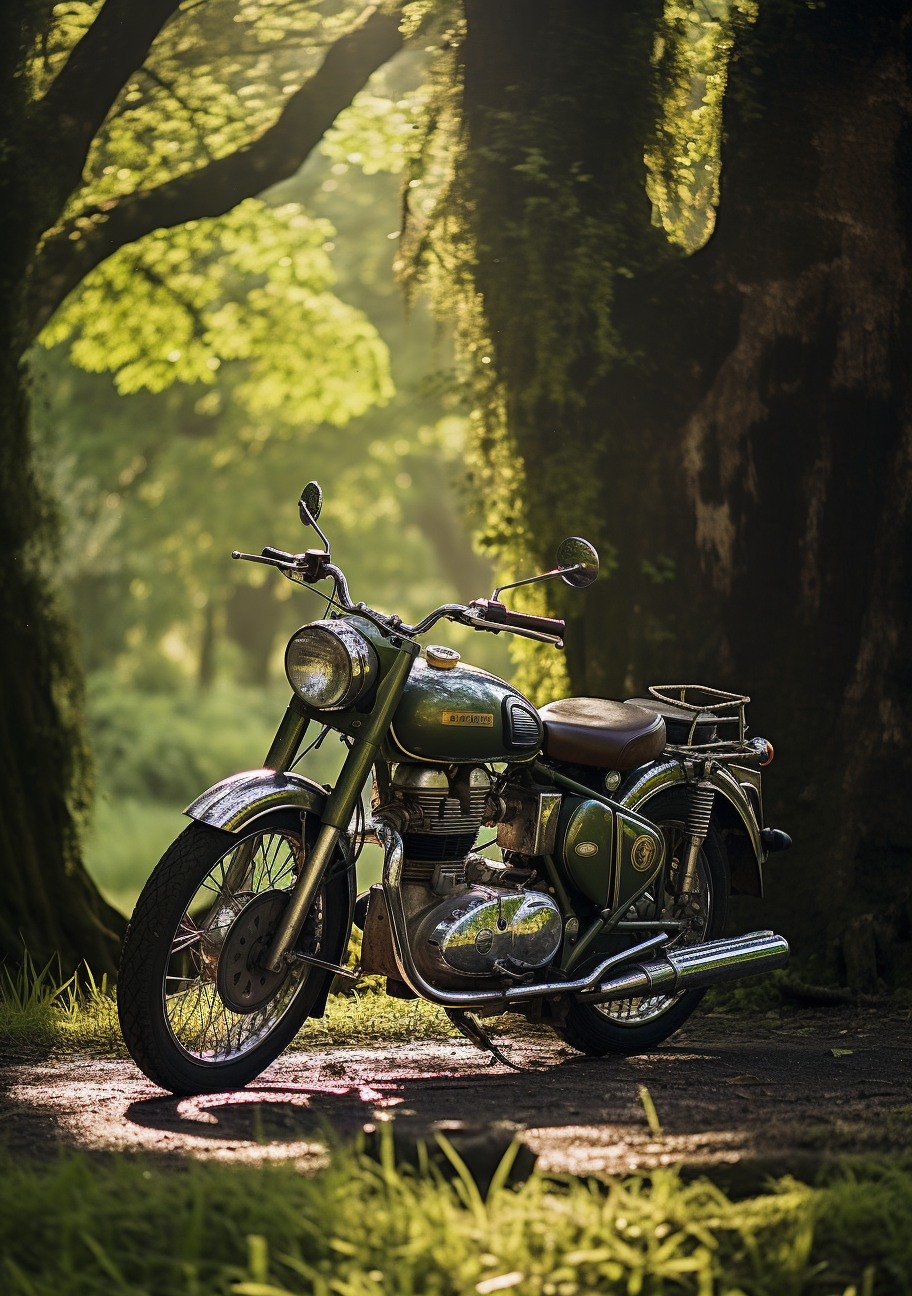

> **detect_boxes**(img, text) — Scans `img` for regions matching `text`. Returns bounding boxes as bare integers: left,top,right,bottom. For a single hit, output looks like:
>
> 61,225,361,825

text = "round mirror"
299,480,323,525
556,536,599,588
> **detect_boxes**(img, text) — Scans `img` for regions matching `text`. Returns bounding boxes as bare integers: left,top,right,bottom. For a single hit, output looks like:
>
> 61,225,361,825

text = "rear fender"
185,768,328,832
617,760,765,898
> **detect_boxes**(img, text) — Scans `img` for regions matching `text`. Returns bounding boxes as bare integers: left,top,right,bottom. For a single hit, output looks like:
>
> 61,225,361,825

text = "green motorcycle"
118,481,791,1094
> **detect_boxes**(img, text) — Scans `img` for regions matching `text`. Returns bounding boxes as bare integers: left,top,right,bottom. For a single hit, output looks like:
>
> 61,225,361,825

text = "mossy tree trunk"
459,0,912,971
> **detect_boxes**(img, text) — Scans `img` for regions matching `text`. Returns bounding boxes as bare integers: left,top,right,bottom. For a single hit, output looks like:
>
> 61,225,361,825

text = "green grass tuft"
1,1140,911,1294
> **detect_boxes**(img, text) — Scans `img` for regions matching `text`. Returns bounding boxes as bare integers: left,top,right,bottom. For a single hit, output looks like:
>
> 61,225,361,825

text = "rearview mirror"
299,481,323,526
556,536,599,588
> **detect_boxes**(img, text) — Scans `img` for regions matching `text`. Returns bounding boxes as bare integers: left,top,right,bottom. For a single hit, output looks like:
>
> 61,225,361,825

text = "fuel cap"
426,644,461,669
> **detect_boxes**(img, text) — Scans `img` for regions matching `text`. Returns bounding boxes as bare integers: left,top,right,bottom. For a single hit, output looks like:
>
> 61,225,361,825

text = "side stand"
446,1009,528,1071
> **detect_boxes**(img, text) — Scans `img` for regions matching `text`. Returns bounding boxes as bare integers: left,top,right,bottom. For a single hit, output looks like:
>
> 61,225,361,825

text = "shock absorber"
679,771,716,911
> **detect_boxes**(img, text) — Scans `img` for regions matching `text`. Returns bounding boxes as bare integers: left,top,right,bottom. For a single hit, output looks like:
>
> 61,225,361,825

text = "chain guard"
216,890,290,1014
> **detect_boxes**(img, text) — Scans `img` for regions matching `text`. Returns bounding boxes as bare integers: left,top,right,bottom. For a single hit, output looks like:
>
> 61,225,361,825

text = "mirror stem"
492,565,581,602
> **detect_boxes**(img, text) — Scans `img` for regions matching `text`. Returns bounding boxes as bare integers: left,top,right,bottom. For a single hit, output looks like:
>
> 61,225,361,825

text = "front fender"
617,760,765,898
185,768,328,833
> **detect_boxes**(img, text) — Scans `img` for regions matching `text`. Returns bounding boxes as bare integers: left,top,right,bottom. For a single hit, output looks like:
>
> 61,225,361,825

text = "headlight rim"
284,619,378,711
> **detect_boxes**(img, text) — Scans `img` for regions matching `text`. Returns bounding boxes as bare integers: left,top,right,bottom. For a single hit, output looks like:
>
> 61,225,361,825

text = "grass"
0,953,456,1058
1,1137,911,1294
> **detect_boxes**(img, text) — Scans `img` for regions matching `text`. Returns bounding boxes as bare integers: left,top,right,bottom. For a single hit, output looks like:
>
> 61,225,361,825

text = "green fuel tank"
384,657,543,763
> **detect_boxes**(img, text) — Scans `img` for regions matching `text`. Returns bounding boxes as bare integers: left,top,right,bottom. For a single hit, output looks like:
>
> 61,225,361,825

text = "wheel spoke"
162,828,320,1063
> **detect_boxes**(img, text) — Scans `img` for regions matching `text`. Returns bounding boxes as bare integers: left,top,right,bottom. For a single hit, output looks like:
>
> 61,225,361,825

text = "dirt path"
2,1005,912,1186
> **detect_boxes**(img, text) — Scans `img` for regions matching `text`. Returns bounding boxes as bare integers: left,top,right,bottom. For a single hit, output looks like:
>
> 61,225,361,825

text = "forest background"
2,0,910,991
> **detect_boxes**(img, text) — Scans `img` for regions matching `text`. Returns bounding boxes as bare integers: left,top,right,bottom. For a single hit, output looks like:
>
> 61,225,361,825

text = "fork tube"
265,696,311,773
263,638,419,972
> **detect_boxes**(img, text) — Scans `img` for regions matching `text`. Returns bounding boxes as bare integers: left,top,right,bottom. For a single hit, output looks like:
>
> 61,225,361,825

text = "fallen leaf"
725,1074,761,1084
830,1048,854,1057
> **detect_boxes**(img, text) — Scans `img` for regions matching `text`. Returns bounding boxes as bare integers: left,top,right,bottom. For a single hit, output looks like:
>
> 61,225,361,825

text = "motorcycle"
118,480,791,1094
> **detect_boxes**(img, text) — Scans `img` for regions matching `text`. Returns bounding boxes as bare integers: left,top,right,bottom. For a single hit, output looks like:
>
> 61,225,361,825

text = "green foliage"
43,200,393,420
647,1,758,251
3,1142,912,1294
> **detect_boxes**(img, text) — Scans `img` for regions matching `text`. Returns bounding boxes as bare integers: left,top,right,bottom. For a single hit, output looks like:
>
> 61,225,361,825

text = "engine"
363,763,563,988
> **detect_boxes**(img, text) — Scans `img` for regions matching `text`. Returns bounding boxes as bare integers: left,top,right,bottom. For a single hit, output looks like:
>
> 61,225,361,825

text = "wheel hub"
216,890,290,1014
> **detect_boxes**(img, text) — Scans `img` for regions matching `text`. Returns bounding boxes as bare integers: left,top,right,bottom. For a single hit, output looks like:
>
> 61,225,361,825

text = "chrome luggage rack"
649,683,757,760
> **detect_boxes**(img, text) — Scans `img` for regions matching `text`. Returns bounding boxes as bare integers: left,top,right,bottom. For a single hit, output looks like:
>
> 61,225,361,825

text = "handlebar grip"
502,607,566,636
475,600,565,637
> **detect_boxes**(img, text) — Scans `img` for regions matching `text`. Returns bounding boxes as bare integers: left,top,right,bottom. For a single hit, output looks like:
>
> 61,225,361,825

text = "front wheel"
557,787,729,1056
118,810,352,1094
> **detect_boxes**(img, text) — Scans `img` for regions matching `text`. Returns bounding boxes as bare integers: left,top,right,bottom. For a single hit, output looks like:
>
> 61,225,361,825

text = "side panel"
185,769,327,833
556,795,665,912
617,759,765,897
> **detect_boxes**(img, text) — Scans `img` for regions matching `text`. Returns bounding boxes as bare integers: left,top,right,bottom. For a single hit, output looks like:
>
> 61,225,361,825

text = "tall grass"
0,951,122,1054
1,1137,910,1294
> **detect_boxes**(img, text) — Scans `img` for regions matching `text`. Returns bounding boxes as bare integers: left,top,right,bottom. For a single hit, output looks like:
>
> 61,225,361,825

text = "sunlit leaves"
646,0,759,252
322,91,424,174
41,199,393,425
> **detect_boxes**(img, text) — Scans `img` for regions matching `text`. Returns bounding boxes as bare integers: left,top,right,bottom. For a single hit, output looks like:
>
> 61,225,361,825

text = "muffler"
581,930,789,1003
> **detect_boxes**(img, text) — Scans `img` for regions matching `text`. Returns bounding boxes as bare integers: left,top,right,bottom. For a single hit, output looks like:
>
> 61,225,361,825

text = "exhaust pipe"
581,930,790,1004
375,822,789,1008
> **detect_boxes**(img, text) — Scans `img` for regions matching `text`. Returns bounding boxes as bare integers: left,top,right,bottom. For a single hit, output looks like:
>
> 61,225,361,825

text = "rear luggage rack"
646,683,756,759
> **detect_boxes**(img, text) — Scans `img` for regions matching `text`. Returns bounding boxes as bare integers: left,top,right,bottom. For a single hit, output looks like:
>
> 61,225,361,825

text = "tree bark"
460,0,912,968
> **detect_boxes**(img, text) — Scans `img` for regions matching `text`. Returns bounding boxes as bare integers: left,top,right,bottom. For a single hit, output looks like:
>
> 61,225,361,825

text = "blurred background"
32,49,510,918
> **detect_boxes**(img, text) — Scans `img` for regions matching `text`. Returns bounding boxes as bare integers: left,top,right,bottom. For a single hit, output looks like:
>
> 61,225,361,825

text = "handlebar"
232,550,565,646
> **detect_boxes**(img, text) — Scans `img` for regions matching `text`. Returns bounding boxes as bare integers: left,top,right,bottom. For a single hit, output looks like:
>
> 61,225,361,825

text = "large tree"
439,0,912,980
1,0,405,973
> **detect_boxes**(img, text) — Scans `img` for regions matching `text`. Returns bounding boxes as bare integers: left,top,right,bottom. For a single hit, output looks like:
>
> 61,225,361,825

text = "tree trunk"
460,0,912,971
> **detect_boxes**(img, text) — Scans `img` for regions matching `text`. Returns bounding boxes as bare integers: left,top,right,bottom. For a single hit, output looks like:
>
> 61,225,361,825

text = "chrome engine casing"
412,886,563,985
362,762,564,988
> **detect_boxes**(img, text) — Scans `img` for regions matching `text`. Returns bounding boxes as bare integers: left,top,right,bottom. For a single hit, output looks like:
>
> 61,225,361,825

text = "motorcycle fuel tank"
386,657,543,763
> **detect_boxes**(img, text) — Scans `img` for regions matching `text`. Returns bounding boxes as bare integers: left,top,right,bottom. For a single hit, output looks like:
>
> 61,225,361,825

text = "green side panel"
614,809,665,913
386,658,534,763
557,796,615,906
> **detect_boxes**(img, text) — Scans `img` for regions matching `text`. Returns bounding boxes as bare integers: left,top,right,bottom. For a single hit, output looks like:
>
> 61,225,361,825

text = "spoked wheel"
557,787,729,1056
118,809,352,1094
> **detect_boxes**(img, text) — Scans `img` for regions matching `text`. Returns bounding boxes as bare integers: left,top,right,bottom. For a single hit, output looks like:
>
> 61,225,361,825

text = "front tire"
557,787,729,1056
118,810,351,1094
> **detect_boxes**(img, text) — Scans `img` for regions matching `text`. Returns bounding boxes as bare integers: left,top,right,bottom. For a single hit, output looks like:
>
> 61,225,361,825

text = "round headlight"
284,620,378,710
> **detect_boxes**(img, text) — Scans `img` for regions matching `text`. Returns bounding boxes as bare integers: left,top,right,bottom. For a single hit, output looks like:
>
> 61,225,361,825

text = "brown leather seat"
538,697,666,769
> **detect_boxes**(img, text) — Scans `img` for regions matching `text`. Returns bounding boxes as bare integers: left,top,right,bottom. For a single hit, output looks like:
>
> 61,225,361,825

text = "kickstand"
446,1009,528,1071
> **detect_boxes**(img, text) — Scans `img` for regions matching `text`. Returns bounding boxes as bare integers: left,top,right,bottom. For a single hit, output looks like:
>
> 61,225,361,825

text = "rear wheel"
557,787,729,1056
118,810,351,1094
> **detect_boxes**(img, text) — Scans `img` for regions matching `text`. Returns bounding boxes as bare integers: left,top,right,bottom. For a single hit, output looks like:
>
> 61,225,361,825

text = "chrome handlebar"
231,547,565,647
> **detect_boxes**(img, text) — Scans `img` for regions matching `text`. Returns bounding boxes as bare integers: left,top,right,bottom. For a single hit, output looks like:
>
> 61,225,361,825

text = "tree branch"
32,0,183,223
28,6,404,343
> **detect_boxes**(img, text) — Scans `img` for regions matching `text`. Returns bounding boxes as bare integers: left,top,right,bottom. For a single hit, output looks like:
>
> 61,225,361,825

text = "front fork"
261,638,420,973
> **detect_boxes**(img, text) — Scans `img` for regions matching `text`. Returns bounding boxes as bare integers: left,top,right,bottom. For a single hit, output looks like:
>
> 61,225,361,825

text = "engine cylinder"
390,764,490,885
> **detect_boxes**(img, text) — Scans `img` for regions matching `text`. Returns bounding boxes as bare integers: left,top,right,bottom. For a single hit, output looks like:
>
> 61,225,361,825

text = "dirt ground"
2,1004,912,1187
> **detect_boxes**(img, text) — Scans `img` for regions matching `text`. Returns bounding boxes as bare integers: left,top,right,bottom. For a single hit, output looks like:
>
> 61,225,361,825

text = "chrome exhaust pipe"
581,930,790,1004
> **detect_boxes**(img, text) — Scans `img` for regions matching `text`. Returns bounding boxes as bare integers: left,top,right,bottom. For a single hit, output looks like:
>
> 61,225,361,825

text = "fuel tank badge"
440,710,494,727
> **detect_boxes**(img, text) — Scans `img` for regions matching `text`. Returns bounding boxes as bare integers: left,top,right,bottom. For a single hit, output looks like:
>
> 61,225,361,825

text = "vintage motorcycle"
118,481,791,1094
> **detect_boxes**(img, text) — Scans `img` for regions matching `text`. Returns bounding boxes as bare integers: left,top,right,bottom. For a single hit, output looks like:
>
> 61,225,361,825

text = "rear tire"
557,787,729,1056
118,810,351,1094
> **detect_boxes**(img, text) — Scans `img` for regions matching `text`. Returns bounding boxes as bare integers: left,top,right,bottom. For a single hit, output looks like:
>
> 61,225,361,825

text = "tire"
557,787,729,1056
118,809,351,1094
